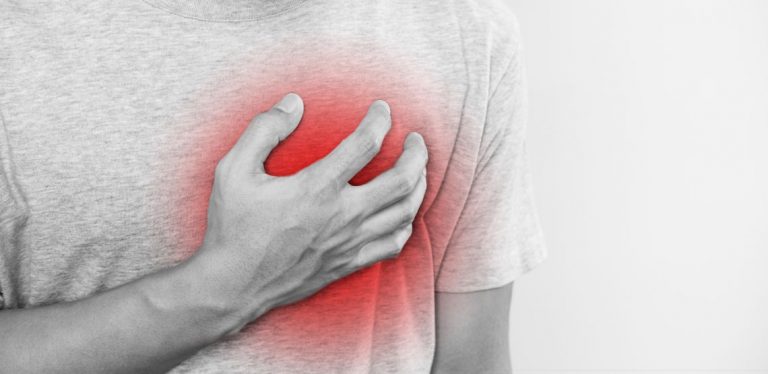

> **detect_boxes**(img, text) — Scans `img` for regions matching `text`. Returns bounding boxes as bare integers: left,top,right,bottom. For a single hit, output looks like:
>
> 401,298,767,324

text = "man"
0,0,547,372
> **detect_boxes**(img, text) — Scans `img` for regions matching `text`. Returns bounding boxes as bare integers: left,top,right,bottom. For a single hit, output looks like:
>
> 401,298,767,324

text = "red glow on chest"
264,91,406,186
161,47,454,361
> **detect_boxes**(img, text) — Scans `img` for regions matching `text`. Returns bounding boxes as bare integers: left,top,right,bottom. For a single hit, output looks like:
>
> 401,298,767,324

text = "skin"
432,283,514,374
0,93,429,373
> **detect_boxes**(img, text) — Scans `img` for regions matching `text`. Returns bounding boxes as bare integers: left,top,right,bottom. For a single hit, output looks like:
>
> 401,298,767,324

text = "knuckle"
391,226,413,256
260,127,281,149
400,198,419,221
300,167,331,193
329,174,346,194
393,171,415,195
330,202,354,231
260,108,289,124
341,251,360,271
352,244,378,269
298,166,321,186
249,121,280,144
315,176,343,200
400,203,417,224
404,172,419,191
355,130,380,156
346,252,363,270
348,258,366,274
341,194,363,224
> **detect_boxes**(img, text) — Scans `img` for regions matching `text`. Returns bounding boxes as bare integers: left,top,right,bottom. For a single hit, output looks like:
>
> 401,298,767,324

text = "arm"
0,93,428,373
432,282,514,374
0,258,239,374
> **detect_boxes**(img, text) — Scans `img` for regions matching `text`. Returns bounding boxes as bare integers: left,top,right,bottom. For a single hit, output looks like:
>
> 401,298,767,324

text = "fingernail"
274,93,300,113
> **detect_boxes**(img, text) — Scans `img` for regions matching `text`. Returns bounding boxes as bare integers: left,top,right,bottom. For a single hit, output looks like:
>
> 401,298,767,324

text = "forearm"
431,346,512,374
431,284,514,374
0,256,244,374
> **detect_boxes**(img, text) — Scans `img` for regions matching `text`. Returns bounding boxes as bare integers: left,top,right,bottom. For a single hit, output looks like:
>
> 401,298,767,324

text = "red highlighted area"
160,45,464,363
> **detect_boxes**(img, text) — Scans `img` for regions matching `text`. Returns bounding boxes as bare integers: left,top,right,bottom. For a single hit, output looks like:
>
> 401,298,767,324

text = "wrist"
138,253,248,342
172,248,270,336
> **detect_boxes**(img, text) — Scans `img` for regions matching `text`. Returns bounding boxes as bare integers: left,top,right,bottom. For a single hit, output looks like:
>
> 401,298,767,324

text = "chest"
2,33,466,307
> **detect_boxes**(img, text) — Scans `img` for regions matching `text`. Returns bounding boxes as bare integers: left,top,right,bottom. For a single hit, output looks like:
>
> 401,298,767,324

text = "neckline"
141,0,311,23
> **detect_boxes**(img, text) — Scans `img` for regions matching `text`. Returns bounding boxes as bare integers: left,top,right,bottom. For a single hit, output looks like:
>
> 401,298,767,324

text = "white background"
504,1,768,373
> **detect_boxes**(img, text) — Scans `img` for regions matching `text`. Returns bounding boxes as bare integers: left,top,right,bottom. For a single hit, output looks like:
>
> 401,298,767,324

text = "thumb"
229,92,304,174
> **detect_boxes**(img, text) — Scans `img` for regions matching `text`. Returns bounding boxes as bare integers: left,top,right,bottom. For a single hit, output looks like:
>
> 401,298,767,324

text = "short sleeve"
0,108,29,309
434,21,548,293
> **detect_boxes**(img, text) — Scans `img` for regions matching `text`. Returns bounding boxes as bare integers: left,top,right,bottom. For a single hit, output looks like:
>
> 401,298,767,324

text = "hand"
187,93,428,333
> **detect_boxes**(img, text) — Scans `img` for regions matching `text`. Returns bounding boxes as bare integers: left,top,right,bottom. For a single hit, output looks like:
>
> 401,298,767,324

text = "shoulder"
450,0,524,56
434,0,525,93
402,0,523,60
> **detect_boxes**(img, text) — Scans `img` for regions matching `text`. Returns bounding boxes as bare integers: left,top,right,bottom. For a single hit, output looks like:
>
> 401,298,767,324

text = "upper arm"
432,282,514,374
430,6,542,373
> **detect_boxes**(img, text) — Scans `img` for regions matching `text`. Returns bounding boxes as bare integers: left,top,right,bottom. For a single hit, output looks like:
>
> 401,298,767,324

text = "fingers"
352,224,413,269
348,132,428,218
227,92,304,174
353,169,426,246
302,100,391,185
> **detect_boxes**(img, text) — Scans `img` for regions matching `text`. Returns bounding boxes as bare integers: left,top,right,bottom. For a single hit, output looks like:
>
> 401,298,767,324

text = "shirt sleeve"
434,19,548,293
0,108,29,309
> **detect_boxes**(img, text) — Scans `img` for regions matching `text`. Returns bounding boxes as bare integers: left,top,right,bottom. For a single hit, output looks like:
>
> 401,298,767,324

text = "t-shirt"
0,0,548,372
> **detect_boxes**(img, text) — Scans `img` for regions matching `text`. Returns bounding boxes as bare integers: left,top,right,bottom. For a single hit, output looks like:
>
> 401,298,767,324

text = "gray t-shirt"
0,0,547,372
